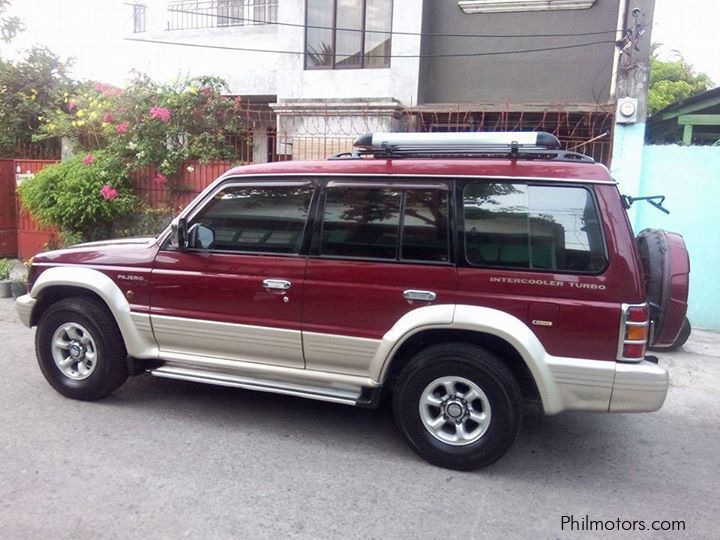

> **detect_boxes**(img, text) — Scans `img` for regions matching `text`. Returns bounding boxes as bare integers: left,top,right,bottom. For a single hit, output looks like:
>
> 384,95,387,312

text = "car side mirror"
170,217,188,251
187,223,215,250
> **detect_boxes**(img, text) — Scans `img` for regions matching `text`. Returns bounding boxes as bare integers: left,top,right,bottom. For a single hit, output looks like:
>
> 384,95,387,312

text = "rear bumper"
610,360,669,412
16,294,36,328
544,356,668,414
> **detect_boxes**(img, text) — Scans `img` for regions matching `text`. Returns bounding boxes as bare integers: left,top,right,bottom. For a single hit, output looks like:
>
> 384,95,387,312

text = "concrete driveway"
0,297,717,539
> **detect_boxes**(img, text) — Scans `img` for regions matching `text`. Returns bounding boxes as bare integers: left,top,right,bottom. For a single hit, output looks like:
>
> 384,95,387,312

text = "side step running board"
149,365,361,406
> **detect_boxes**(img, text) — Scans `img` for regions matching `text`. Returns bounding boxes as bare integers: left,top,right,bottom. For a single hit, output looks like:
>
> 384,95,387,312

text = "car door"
302,179,457,378
150,180,315,368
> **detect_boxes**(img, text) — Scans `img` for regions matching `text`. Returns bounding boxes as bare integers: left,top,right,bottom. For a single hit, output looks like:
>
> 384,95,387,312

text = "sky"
1,0,719,86
651,0,720,84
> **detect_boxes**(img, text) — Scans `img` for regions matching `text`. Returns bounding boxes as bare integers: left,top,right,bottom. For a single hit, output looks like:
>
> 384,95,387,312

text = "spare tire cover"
636,229,690,347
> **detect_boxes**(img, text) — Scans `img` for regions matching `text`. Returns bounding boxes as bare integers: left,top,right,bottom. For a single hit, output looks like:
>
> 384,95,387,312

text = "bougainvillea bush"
36,73,248,178
20,72,249,245
18,150,138,242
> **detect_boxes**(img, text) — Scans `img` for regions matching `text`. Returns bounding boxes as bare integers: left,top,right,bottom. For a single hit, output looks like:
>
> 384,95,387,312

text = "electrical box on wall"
616,97,639,124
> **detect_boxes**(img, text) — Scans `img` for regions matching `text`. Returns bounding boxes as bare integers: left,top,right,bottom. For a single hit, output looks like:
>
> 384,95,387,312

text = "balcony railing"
166,0,278,31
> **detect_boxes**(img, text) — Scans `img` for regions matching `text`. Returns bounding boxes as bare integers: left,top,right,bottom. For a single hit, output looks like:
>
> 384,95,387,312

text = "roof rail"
328,131,595,163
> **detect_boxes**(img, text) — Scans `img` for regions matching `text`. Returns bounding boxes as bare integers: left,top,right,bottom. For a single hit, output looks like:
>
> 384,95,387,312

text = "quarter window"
192,184,313,254
463,182,606,273
305,0,393,69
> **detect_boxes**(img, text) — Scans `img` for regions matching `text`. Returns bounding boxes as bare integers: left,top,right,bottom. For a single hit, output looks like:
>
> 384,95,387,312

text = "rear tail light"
617,303,649,362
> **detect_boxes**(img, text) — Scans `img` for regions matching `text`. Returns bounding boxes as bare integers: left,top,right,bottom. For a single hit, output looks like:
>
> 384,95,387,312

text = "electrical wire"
125,37,617,58
164,7,621,39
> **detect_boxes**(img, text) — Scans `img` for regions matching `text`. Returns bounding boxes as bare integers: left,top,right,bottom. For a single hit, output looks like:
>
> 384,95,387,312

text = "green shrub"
18,150,138,242
0,258,13,281
111,206,175,238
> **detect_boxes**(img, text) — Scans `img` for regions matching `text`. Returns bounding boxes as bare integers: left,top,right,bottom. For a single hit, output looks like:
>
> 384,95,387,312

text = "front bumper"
16,294,36,328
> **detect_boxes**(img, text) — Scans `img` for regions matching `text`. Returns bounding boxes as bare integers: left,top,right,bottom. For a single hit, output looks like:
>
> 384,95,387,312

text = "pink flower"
83,154,95,165
150,106,172,123
100,185,118,201
115,122,129,134
68,101,77,111
102,112,114,123
153,173,168,186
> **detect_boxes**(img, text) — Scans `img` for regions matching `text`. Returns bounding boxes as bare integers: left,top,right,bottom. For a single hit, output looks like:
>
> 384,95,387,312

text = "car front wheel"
36,297,129,400
392,343,522,470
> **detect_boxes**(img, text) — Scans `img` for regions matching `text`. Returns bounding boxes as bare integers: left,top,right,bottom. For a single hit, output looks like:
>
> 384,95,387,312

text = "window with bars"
305,0,393,70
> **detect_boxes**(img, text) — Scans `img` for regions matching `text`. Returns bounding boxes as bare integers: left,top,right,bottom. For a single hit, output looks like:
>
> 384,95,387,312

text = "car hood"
32,236,160,268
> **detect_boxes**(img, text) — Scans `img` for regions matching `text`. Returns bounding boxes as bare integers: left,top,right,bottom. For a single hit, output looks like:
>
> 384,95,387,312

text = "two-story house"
127,0,655,170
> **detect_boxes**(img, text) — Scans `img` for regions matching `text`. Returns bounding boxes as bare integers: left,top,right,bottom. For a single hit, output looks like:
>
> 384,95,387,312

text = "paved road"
0,297,718,539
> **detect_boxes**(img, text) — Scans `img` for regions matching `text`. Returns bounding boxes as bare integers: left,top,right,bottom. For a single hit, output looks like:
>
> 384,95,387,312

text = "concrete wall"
635,145,720,331
126,0,279,96
418,0,621,105
611,122,646,223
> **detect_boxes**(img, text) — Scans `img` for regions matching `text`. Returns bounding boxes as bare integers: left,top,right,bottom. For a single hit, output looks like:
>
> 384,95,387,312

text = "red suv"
16,132,689,470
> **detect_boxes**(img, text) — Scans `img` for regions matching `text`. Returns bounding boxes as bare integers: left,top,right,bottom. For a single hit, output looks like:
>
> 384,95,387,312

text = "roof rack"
328,131,594,163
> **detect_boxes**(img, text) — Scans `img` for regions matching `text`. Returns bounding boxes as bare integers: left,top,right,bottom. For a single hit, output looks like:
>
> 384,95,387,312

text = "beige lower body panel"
142,313,668,414
151,314,304,368
303,331,381,377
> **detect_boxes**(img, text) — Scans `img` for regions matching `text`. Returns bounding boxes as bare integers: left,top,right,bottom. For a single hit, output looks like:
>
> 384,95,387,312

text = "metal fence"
228,104,615,165
166,0,279,31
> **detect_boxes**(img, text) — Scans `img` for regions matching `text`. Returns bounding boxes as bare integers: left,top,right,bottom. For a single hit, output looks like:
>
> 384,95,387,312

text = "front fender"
29,267,158,359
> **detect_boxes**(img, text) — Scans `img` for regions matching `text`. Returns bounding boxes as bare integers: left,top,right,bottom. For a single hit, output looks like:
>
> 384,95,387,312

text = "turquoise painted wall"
635,145,720,331
611,123,647,225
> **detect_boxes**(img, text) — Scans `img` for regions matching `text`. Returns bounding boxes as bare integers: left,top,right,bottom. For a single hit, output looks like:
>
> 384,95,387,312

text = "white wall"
127,0,280,95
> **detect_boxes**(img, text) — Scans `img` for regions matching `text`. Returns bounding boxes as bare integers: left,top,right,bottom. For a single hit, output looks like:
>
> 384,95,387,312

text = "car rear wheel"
392,343,522,470
36,297,128,400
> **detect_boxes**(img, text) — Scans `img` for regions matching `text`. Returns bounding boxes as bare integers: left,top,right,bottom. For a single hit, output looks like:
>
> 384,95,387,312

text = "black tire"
392,343,522,471
673,317,692,349
36,297,129,400
652,317,692,352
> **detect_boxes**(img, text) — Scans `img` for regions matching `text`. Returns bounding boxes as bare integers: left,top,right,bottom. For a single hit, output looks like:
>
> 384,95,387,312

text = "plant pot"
11,281,27,298
0,280,11,298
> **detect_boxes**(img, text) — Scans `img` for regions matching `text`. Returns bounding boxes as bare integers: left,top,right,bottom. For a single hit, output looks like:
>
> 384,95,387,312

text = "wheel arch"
29,267,158,359
374,304,560,412
382,328,541,404
31,285,107,327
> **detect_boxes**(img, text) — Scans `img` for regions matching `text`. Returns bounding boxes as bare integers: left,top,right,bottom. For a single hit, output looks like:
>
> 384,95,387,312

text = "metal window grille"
167,0,278,31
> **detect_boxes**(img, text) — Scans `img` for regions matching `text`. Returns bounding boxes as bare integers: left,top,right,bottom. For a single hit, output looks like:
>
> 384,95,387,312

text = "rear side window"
463,182,606,273
320,185,450,262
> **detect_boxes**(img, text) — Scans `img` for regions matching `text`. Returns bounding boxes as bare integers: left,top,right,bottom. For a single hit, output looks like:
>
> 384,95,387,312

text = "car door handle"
403,290,437,302
262,279,292,291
